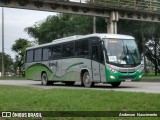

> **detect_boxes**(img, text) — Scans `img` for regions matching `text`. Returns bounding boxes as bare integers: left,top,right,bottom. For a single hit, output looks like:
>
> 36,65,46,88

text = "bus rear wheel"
41,72,52,85
82,71,94,88
111,82,121,87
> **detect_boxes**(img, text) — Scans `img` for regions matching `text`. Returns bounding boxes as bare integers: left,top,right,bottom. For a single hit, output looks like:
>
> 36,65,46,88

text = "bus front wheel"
82,71,94,88
111,82,121,87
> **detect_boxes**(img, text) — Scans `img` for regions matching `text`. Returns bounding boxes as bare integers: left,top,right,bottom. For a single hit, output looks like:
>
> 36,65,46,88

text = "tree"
11,38,31,76
25,13,106,44
151,23,160,75
0,52,13,75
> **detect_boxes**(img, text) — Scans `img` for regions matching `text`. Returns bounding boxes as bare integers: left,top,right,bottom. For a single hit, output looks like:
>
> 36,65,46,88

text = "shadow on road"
32,82,138,89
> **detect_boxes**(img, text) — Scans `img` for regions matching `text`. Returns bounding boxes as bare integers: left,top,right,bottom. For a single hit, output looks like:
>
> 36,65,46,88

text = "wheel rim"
85,75,90,84
42,73,47,85
83,72,91,87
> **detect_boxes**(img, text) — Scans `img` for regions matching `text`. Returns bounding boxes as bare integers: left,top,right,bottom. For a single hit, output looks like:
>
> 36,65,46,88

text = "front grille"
119,76,136,80
119,68,135,73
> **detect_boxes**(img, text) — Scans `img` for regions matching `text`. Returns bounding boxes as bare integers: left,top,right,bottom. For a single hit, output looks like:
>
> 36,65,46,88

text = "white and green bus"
25,33,142,87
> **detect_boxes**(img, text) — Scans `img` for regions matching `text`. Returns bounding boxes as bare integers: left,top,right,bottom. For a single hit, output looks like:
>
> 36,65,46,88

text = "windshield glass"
104,38,141,65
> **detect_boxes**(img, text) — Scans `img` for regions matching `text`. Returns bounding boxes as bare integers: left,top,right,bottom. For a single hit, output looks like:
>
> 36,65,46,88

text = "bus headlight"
110,76,115,79
139,75,142,78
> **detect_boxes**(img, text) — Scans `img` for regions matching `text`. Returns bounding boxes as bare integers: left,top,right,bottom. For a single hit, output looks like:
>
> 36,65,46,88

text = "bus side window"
42,47,52,61
52,45,62,59
62,42,74,57
26,50,34,63
34,48,42,62
75,39,89,56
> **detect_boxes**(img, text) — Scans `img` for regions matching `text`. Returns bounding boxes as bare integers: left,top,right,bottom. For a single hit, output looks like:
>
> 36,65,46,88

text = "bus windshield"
104,38,141,65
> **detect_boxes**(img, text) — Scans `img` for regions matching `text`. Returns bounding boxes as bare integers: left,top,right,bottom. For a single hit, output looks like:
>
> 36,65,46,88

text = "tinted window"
34,48,42,62
26,50,33,63
75,39,89,56
92,46,99,61
90,37,100,43
42,47,52,60
100,45,104,63
52,45,62,59
62,42,74,57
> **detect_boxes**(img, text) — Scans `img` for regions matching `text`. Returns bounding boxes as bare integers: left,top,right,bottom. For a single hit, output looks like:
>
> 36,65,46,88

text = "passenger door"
91,44,101,82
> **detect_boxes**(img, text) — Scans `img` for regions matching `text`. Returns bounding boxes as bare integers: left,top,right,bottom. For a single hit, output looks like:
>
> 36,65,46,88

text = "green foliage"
25,14,92,44
11,38,31,75
0,52,13,73
143,75,160,79
25,13,106,44
118,20,160,53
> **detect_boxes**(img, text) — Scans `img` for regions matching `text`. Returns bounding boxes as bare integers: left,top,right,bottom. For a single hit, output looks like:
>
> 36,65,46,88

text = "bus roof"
26,33,134,50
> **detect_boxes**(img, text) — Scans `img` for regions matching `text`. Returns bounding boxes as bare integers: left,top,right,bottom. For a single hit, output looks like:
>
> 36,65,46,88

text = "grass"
142,75,160,79
0,85,160,120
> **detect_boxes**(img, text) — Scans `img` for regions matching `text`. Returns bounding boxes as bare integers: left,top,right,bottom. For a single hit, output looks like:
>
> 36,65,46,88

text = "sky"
0,7,57,58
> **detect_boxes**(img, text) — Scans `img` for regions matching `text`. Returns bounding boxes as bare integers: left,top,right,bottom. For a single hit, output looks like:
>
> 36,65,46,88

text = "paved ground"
0,80,160,94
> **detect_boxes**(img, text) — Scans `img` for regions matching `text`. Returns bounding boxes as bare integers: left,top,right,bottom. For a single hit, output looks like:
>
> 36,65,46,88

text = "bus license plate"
125,79,131,82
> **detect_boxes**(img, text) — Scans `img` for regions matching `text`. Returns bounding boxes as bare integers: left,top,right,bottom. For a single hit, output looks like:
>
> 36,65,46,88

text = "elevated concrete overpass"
1,0,160,33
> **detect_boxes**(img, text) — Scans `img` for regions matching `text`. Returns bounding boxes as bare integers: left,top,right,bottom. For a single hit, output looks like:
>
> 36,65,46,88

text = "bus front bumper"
105,68,142,83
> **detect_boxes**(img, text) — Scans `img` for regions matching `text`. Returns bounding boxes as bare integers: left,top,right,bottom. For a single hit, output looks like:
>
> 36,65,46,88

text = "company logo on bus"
49,62,59,68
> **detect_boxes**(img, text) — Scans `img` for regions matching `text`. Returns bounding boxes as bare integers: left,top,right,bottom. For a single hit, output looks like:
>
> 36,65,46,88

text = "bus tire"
111,82,121,87
41,72,50,86
65,81,75,86
82,71,94,88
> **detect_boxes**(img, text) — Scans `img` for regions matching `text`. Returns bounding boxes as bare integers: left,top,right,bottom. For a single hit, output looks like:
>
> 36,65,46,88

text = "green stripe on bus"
52,62,84,79
66,62,84,70
25,63,53,80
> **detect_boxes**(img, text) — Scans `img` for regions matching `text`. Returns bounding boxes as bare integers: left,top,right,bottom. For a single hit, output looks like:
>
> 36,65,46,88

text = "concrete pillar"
93,16,96,33
105,11,119,34
2,7,5,77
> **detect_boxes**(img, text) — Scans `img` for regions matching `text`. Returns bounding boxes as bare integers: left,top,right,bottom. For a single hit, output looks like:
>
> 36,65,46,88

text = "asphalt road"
0,80,160,94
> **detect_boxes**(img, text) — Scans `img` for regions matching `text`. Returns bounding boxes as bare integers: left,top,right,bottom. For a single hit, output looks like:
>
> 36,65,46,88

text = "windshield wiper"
126,45,136,64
